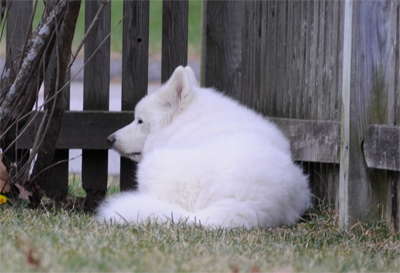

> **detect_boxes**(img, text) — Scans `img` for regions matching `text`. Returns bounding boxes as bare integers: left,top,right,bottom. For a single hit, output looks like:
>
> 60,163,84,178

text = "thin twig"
68,10,127,84
69,0,111,68
13,108,48,182
29,153,82,184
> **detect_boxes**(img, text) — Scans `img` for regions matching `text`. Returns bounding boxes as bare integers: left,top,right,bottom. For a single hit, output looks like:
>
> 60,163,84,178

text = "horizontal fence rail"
18,113,400,172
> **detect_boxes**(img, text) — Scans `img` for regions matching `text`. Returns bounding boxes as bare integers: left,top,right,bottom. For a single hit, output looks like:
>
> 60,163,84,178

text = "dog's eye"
138,119,143,124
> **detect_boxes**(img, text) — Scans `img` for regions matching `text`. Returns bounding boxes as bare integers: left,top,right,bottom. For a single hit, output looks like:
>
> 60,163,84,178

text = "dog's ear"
185,66,199,87
159,66,194,113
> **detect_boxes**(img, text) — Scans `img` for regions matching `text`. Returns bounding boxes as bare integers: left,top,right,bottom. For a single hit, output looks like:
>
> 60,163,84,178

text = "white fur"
98,66,311,228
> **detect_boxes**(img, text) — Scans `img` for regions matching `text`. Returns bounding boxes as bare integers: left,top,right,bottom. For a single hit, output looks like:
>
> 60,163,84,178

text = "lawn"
1,192,399,272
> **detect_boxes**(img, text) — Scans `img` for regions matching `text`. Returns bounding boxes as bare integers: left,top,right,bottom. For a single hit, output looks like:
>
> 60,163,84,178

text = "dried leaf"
22,180,44,207
15,183,33,201
26,248,41,268
0,153,10,193
15,234,41,268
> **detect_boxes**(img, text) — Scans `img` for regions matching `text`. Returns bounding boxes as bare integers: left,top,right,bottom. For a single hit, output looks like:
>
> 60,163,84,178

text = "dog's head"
107,66,197,162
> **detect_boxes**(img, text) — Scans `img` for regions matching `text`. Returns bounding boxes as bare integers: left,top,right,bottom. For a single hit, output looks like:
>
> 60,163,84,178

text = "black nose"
107,135,116,145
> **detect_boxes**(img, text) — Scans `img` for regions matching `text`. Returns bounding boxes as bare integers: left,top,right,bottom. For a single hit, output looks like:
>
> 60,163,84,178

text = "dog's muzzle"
107,134,116,146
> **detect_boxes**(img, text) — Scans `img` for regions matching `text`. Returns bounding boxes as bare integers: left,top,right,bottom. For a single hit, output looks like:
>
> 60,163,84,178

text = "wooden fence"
3,0,400,231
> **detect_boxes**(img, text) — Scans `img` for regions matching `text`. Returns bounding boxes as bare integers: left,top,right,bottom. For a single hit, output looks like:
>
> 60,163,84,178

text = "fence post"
387,0,400,232
201,0,242,96
120,0,150,191
239,1,344,208
161,0,188,83
82,0,111,208
339,0,399,230
42,0,71,201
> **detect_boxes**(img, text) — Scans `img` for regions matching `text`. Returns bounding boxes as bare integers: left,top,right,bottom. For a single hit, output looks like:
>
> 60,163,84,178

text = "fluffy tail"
97,192,193,224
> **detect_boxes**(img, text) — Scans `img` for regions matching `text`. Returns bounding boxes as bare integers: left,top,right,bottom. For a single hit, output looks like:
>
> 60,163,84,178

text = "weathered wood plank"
122,0,149,108
240,1,344,210
396,172,400,232
339,0,399,230
83,0,111,208
20,111,400,172
363,125,400,172
201,0,242,96
5,0,32,176
19,113,343,162
34,0,81,201
161,0,188,83
40,0,70,201
18,111,134,150
120,0,149,191
241,0,266,108
271,118,341,164
386,171,399,232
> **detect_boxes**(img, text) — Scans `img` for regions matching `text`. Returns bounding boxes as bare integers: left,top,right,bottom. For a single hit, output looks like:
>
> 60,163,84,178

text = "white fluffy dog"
97,66,311,228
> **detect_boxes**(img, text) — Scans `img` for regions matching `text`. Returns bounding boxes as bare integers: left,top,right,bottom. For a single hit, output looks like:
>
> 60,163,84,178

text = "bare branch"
0,0,69,132
69,9,126,83
69,0,111,68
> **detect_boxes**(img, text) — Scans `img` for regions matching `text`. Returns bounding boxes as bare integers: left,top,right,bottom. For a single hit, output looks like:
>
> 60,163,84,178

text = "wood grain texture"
19,112,342,164
241,1,343,121
201,0,242,96
120,0,150,191
83,0,111,207
33,0,81,201
18,111,134,150
339,0,399,229
240,1,344,209
363,125,400,172
271,118,340,164
161,0,188,83
84,1,110,111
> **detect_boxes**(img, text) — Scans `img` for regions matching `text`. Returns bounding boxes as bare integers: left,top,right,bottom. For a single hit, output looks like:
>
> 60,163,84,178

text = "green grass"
67,174,120,198
1,193,399,272
25,0,202,56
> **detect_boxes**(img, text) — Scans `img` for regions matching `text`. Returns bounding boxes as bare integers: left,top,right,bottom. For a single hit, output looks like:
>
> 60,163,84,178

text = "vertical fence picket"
42,0,70,201
161,0,188,83
201,0,242,95
82,0,111,208
120,0,150,191
5,0,32,176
